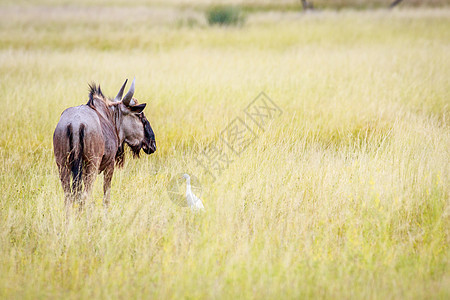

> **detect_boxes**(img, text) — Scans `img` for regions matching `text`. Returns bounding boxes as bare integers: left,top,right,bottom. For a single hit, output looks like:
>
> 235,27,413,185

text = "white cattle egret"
181,174,204,211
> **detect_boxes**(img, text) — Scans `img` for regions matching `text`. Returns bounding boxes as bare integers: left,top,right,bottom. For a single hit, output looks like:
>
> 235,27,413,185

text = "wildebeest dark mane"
115,144,125,168
114,141,143,168
128,141,143,158
87,83,105,106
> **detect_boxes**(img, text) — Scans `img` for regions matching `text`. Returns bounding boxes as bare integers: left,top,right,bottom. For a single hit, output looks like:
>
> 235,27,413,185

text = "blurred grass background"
2,0,450,9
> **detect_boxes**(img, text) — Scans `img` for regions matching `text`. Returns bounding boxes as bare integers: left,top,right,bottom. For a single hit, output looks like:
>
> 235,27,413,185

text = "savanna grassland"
0,2,449,299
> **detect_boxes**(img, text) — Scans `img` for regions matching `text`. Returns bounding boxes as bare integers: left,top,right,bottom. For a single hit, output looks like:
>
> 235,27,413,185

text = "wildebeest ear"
130,103,146,113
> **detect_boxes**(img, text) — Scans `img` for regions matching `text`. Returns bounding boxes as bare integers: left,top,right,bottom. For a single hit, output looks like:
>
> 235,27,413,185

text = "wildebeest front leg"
103,165,114,208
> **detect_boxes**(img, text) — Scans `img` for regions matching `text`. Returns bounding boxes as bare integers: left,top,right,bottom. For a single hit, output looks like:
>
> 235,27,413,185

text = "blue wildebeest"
53,78,156,209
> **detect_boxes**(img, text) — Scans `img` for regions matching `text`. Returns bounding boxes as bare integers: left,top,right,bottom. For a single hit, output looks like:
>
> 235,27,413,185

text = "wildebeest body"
53,79,156,209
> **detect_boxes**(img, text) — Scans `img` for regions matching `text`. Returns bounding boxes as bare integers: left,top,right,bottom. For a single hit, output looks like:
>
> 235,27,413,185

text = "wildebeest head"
114,78,156,157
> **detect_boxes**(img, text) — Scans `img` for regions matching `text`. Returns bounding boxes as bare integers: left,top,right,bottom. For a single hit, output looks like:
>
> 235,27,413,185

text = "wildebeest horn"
114,79,128,102
122,77,135,106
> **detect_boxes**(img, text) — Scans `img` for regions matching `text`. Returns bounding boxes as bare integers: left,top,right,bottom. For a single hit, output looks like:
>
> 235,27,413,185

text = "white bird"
180,173,204,211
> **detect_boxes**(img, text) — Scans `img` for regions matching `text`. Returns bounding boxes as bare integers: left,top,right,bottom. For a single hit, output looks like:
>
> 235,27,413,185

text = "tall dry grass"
0,5,449,299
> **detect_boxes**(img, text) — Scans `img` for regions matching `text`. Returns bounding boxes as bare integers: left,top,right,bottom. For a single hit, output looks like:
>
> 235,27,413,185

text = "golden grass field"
0,2,449,299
